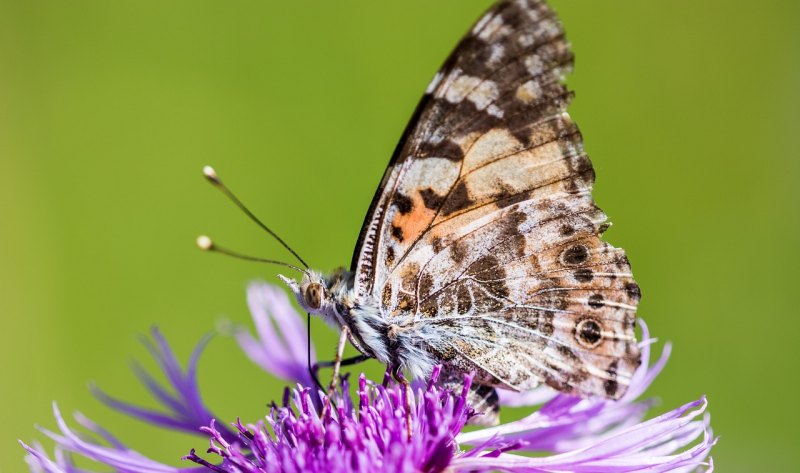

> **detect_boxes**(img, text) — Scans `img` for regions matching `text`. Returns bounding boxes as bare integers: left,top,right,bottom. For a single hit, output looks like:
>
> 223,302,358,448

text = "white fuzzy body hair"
280,270,437,380
351,301,438,380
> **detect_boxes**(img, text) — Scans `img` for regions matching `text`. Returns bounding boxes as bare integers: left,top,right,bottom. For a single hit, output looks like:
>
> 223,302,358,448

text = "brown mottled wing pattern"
352,0,641,399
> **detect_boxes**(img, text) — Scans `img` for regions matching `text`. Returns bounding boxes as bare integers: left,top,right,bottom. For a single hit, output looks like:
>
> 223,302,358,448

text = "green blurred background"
1,0,798,471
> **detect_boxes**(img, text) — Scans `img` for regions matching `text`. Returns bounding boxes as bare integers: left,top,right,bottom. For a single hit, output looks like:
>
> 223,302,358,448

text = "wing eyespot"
561,244,589,265
575,318,603,349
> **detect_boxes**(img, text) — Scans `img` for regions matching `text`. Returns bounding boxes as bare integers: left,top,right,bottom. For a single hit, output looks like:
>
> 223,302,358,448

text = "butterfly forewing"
352,0,641,399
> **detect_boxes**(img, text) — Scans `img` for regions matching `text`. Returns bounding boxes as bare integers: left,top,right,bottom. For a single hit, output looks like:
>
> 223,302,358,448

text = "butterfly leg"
311,355,370,402
308,352,368,392
312,354,370,370
319,327,351,418
326,326,351,399
391,365,413,440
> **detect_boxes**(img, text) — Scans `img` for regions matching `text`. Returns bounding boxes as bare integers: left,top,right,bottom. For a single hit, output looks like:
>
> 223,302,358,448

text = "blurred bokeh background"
1,0,798,471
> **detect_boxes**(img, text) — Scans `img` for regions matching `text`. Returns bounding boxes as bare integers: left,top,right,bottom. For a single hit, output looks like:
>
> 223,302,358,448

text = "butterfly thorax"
279,269,436,379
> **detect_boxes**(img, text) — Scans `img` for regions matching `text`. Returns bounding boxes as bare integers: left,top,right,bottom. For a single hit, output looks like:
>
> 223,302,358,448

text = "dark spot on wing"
418,136,465,161
573,268,593,282
431,236,445,253
391,225,404,242
561,244,589,265
469,254,509,298
419,187,446,211
604,360,619,397
558,344,580,362
625,282,642,301
538,311,555,336
614,254,631,269
395,193,413,215
502,210,527,237
386,246,395,266
456,284,472,314
382,285,392,307
564,153,592,174
450,238,469,263
526,253,541,271
419,273,434,299
588,293,604,309
441,181,475,216
538,290,568,311
494,187,535,209
509,234,527,259
559,224,575,236
565,167,596,194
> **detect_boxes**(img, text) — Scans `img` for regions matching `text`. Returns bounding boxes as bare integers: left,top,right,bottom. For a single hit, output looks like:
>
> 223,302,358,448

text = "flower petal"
452,397,715,472
235,282,315,386
32,403,199,473
91,329,234,443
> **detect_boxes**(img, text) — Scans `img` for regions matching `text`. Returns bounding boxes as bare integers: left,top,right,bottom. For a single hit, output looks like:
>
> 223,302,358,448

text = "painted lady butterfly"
279,0,641,424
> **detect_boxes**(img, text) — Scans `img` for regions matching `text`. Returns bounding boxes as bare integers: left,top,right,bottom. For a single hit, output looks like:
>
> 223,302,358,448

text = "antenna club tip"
202,165,220,184
196,235,214,251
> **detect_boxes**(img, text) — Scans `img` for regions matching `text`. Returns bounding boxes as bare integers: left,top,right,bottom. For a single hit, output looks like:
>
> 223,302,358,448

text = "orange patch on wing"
392,193,436,244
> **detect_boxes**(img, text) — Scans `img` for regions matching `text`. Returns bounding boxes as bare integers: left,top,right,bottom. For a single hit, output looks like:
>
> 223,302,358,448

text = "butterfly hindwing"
352,0,641,399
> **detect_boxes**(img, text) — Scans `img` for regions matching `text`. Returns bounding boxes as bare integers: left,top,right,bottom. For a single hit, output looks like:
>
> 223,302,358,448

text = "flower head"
184,367,475,473
22,282,716,472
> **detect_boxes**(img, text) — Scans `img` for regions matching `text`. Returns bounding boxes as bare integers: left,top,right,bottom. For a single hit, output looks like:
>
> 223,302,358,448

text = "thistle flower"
21,282,716,472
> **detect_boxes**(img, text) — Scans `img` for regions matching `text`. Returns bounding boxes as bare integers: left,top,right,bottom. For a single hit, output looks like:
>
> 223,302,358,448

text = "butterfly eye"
303,283,324,310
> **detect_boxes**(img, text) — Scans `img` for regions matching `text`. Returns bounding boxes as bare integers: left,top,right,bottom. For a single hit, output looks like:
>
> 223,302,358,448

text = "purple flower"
183,368,475,473
22,283,716,472
234,282,316,389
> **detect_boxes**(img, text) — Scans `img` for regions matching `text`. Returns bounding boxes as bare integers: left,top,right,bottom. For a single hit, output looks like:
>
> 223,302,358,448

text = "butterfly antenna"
202,166,309,269
196,236,308,275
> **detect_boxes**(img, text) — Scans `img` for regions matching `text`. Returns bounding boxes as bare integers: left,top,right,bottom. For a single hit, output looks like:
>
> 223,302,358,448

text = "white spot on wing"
426,72,443,95
444,74,500,112
477,14,510,41
487,104,504,118
525,55,545,76
397,157,460,196
515,80,542,103
463,128,522,172
471,12,492,36
515,0,542,21
488,43,505,65
518,34,535,47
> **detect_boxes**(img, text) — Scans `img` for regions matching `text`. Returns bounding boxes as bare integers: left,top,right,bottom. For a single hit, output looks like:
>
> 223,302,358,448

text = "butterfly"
278,0,641,424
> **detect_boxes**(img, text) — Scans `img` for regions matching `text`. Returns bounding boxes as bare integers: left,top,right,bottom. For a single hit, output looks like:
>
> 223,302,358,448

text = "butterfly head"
278,269,354,326
278,272,328,315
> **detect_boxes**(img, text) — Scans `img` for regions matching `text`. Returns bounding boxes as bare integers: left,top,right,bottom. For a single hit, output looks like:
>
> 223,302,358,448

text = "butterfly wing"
352,0,640,399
